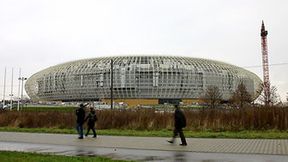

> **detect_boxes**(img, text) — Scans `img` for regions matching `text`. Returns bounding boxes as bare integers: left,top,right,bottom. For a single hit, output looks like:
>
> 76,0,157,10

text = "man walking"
76,103,87,139
167,104,187,146
85,107,98,138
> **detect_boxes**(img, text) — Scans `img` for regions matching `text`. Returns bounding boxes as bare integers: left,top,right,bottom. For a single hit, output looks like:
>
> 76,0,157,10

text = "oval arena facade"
25,56,262,106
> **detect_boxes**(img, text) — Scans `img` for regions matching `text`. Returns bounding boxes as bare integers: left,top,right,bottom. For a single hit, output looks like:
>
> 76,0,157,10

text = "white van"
94,102,111,109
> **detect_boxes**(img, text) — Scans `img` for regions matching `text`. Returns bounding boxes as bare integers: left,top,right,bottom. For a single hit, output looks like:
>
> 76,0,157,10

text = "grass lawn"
0,151,133,162
0,127,288,139
21,106,76,112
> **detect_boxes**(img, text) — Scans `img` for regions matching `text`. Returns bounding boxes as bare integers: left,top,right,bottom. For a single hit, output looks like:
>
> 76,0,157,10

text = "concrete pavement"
1,132,288,155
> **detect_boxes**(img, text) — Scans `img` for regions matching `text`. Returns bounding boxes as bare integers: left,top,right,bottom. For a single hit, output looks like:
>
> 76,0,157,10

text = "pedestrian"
76,103,87,139
167,104,187,146
85,107,98,138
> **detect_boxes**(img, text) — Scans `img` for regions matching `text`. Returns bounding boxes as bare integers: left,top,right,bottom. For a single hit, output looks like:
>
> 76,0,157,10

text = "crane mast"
261,21,271,105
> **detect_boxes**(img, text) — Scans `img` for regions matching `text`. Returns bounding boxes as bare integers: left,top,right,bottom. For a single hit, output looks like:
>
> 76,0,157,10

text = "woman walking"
85,107,98,138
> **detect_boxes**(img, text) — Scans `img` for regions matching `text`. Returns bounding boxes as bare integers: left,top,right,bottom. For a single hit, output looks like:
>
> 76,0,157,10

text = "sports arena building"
25,56,262,106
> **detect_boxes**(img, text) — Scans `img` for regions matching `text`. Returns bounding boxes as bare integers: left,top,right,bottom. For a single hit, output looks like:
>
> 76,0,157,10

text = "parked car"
0,103,18,110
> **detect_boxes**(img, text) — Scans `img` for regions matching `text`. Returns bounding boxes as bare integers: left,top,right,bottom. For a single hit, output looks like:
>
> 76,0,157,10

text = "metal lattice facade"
25,56,262,102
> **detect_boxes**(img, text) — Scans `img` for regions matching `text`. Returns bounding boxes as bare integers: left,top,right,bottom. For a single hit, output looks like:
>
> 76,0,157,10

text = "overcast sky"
0,0,287,101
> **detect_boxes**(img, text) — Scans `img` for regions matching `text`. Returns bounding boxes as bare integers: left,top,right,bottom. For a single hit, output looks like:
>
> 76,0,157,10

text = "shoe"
179,143,187,146
85,134,88,137
78,137,84,139
167,140,174,144
92,136,97,138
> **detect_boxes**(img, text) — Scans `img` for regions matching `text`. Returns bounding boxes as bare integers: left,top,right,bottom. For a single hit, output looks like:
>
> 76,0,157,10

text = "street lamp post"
2,67,6,108
18,77,27,110
17,69,21,111
110,59,113,110
10,68,14,110
9,94,13,110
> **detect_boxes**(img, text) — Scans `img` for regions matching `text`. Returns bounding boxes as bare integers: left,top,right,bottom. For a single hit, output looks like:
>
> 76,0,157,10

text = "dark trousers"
172,128,187,145
76,123,84,138
86,125,97,137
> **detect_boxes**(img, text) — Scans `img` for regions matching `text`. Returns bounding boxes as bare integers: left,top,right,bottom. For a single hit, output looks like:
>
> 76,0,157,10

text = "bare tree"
270,86,281,105
230,81,252,108
256,84,280,106
204,86,222,108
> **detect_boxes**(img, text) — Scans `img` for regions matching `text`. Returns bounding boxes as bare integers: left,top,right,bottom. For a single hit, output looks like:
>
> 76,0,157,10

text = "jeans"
76,123,84,138
86,126,97,137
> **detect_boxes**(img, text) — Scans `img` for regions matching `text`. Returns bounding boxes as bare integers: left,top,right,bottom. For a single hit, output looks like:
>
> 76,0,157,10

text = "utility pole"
261,21,271,106
110,59,113,109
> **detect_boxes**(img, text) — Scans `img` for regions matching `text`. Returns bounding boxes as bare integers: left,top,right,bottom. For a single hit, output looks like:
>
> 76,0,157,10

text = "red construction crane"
261,20,271,105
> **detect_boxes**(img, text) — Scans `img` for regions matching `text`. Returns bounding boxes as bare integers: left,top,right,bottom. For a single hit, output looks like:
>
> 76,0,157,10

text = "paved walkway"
1,132,288,155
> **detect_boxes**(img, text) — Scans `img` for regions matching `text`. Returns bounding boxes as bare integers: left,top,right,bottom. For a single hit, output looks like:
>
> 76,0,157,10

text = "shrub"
0,105,287,131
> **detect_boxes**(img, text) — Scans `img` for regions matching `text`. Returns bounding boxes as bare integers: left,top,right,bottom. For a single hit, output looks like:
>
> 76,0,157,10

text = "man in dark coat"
76,103,86,139
167,104,187,146
85,107,98,138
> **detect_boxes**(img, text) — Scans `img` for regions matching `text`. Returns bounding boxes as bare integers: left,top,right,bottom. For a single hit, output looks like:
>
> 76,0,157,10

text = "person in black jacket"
76,103,87,139
167,104,187,146
85,107,98,138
